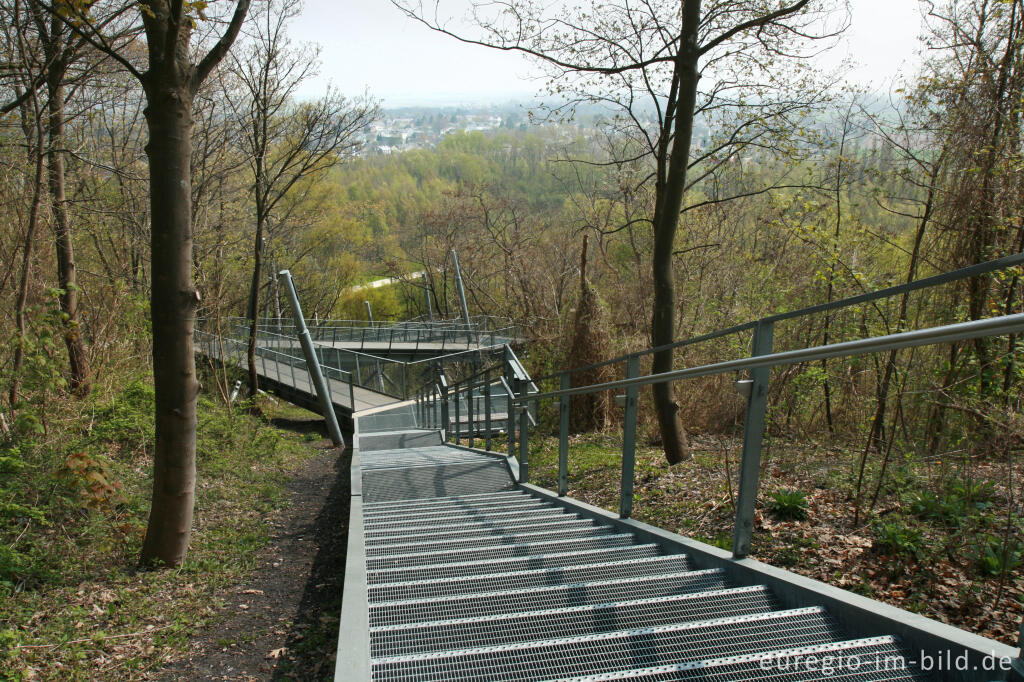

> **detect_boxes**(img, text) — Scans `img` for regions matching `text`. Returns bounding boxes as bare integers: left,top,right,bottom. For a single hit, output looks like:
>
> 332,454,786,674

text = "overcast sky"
290,1,925,107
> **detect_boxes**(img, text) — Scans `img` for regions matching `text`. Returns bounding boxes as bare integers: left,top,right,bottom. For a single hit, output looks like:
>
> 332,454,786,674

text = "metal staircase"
348,425,941,682
197,262,1024,681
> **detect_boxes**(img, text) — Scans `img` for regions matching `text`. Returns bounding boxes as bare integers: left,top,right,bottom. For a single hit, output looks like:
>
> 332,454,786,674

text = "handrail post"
467,377,475,449
507,391,517,460
558,373,570,497
620,355,640,518
278,270,344,447
732,319,775,559
518,392,530,484
484,370,493,452
440,376,450,442
453,381,461,445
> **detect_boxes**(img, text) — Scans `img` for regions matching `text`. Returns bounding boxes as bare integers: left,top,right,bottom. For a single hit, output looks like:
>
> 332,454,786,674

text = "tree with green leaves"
226,0,378,397
394,0,847,463
36,0,252,566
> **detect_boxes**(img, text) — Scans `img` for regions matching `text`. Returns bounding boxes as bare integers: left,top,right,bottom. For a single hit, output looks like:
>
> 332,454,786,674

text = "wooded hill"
1,0,1022,675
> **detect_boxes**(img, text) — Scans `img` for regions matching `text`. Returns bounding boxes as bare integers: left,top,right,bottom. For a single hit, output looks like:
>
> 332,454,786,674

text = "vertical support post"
518,393,529,484
467,376,475,449
365,300,373,327
451,249,471,327
507,388,517,460
558,373,570,497
732,319,775,559
440,376,449,442
484,370,493,452
620,355,640,519
422,272,433,322
278,270,344,447
453,381,461,445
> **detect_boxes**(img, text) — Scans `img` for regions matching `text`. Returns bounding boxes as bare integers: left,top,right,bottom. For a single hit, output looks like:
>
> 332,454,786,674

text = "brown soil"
162,422,350,681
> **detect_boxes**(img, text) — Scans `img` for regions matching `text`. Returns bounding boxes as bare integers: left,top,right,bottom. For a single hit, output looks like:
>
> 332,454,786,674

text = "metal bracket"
734,378,753,399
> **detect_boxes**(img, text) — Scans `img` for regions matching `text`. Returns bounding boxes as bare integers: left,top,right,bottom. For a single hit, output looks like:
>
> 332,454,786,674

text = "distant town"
360,101,719,157
361,104,531,155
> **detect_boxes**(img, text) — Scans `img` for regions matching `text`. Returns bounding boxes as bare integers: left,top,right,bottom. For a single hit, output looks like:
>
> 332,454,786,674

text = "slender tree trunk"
139,85,201,567
46,74,91,396
246,205,265,397
967,0,1020,401
650,0,700,465
10,97,46,411
821,114,851,435
865,161,938,460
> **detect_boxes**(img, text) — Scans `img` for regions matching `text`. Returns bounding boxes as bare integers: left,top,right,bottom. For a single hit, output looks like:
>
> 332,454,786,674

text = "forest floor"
160,417,348,681
0,383,347,681
527,431,1024,647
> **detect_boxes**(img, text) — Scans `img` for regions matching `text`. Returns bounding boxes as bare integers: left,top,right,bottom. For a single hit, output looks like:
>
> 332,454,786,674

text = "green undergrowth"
0,378,319,680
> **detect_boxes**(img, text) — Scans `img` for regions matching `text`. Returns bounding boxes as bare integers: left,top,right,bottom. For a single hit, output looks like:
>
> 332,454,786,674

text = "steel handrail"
532,251,1024,384
518,313,1024,403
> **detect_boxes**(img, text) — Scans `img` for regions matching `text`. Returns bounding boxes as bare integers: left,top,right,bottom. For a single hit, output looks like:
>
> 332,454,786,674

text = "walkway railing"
216,316,520,350
195,329,356,409
427,253,1024,561
198,321,515,404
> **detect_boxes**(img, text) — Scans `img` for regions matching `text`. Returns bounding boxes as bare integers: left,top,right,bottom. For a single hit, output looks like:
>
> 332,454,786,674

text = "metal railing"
532,251,1024,385
211,316,521,351
418,345,538,456
195,329,356,410
200,322,512,405
427,254,1024,562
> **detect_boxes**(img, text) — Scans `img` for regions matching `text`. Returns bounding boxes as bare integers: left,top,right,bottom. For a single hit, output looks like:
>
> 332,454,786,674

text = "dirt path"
162,425,351,681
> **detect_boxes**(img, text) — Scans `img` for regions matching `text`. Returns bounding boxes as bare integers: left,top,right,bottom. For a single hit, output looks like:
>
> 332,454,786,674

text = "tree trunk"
650,0,700,465
46,74,91,396
10,96,46,411
246,208,265,397
139,85,201,568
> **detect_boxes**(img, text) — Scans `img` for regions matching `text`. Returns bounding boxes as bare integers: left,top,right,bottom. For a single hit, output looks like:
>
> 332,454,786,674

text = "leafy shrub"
975,534,1024,577
907,477,997,526
871,520,924,559
768,488,809,520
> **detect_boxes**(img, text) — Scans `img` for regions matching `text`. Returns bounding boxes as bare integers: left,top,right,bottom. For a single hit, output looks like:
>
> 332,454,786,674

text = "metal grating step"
367,544,666,586
367,534,637,569
363,490,528,511
364,517,601,547
369,555,695,603
366,525,618,557
370,568,730,628
360,449,493,470
370,607,844,682
540,636,931,681
363,498,551,522
361,460,513,503
364,507,573,533
370,585,779,657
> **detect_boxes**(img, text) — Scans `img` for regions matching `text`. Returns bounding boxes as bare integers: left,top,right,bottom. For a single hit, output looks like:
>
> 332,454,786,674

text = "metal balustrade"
200,316,520,351
429,252,1024,559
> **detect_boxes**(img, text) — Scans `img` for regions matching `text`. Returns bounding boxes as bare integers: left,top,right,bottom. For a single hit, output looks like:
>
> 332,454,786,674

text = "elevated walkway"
196,274,1024,680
